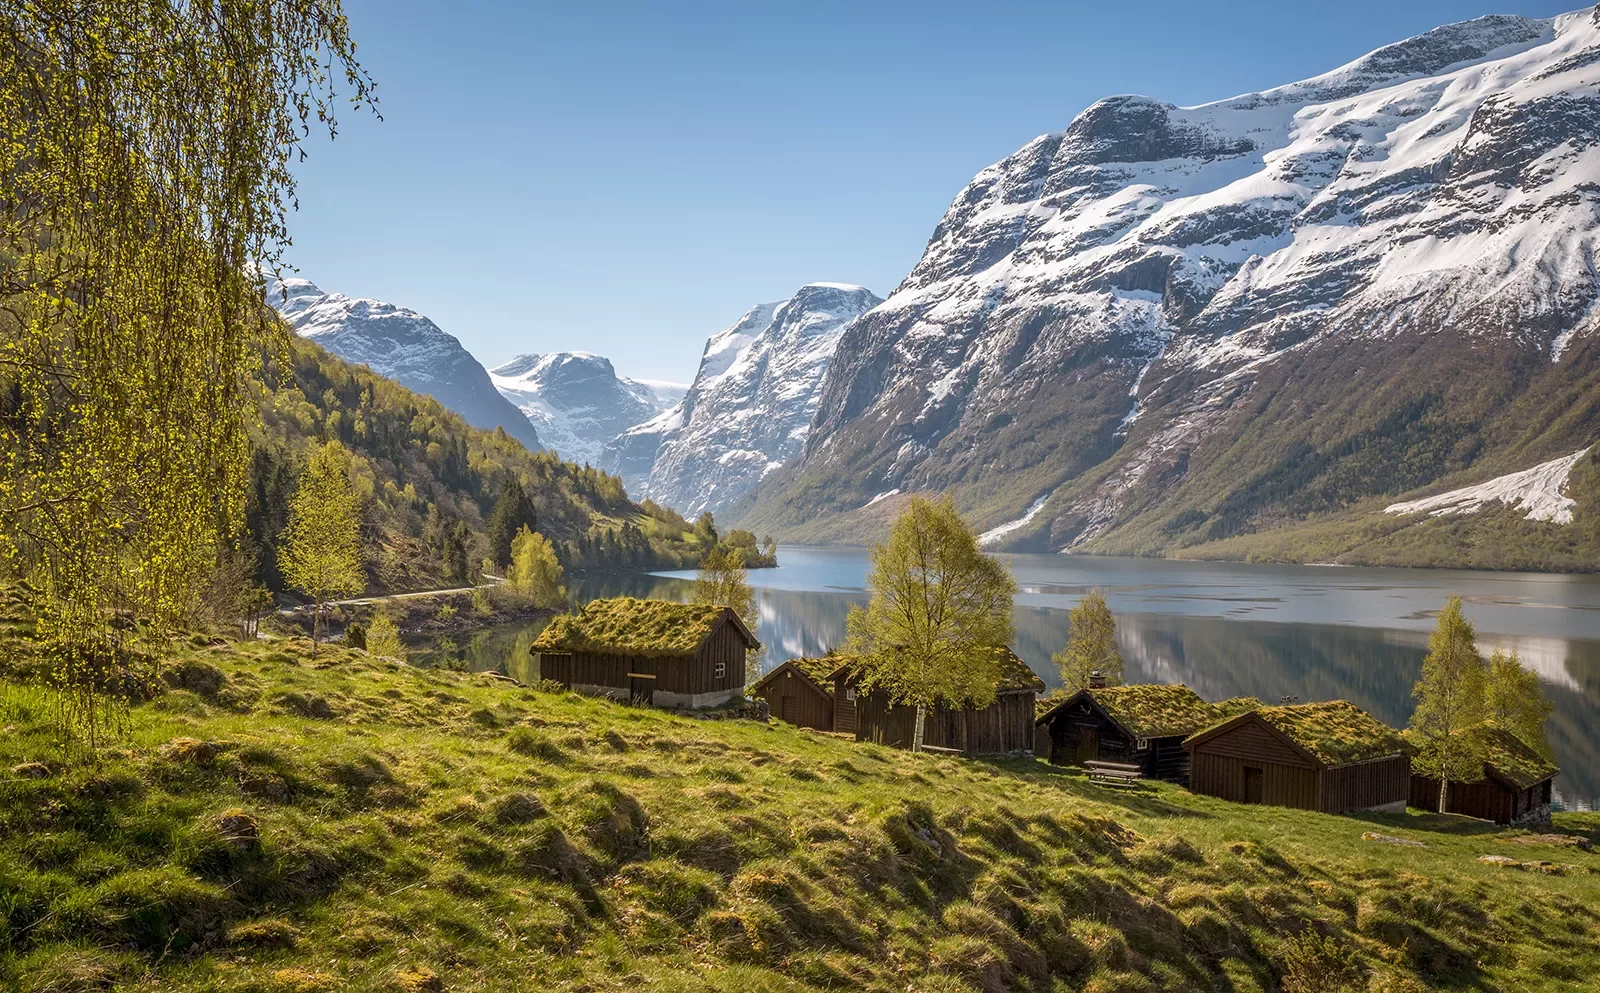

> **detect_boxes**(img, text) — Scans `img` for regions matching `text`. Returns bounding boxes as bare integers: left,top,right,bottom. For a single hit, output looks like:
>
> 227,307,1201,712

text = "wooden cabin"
748,657,840,731
1184,701,1413,815
530,597,759,709
1033,681,1256,783
834,648,1044,756
1407,722,1558,825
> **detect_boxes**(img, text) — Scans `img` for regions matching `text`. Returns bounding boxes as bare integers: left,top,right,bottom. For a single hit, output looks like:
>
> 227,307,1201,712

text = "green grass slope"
2,638,1598,992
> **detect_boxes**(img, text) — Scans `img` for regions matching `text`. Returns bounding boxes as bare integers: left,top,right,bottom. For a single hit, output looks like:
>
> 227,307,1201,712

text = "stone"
1363,832,1426,847
11,762,50,779
1497,833,1592,851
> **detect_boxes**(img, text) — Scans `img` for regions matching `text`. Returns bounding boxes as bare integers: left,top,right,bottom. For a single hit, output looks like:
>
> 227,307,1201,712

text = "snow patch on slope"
979,494,1052,547
1385,448,1591,523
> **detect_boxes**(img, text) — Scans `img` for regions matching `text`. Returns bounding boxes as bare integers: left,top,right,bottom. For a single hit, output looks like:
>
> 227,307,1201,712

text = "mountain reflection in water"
411,547,1600,811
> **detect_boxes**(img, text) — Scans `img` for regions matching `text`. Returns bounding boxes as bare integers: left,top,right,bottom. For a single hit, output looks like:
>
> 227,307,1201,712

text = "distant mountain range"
736,6,1600,569
271,6,1600,570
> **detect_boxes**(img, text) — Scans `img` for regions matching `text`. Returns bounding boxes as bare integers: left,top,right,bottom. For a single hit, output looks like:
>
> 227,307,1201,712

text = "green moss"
1087,684,1222,739
1243,700,1411,767
1403,721,1558,790
533,597,750,657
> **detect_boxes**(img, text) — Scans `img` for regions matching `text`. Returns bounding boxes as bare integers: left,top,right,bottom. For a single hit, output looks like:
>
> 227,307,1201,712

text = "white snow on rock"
1385,448,1591,524
265,276,543,450
600,283,881,514
979,493,1052,547
491,352,680,466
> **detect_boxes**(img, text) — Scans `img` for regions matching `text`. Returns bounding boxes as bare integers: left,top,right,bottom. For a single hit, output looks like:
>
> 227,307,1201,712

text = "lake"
415,546,1600,810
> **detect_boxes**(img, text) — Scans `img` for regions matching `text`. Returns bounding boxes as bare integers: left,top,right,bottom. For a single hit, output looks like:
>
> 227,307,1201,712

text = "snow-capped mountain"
490,352,682,466
740,7,1600,554
602,283,881,516
266,277,542,451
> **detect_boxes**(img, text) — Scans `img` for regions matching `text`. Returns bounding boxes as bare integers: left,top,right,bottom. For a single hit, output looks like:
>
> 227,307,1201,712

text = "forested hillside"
244,337,724,597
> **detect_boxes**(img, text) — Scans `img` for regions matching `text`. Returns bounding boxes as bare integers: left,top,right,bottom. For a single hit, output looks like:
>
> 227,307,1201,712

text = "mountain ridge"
735,6,1600,570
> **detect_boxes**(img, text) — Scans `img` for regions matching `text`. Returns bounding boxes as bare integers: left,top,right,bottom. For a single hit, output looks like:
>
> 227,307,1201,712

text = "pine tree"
1408,597,1488,812
279,441,365,654
486,475,537,568
1485,648,1554,759
1053,590,1124,693
845,497,1016,752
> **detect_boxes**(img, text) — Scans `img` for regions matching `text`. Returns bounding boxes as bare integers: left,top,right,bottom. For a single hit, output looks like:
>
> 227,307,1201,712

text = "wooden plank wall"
1189,751,1321,810
752,668,833,731
1321,756,1409,814
833,681,858,735
688,620,748,696
856,691,1035,754
1410,774,1515,822
1042,702,1133,767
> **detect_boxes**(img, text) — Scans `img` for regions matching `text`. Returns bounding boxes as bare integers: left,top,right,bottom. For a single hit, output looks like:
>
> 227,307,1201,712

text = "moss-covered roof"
1247,701,1409,767
1085,684,1219,739
750,656,839,693
827,647,1044,697
531,597,756,658
1402,722,1558,791
1213,697,1264,718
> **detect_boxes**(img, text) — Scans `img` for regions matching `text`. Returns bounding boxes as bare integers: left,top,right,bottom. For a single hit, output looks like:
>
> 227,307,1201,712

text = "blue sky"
285,0,1579,384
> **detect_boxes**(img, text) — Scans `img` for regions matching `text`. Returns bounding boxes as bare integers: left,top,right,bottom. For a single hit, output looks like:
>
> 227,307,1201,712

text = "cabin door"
1075,725,1099,764
780,695,796,723
1244,766,1264,804
628,659,656,705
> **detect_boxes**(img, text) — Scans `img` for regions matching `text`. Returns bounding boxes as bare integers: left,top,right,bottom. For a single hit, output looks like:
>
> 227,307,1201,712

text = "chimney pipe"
1088,670,1107,690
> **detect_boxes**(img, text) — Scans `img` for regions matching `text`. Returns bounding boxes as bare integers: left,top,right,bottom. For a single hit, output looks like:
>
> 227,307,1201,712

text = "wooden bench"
1085,760,1144,789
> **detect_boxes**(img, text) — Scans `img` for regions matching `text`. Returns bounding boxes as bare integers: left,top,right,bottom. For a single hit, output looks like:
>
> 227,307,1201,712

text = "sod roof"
1402,722,1558,791
1229,701,1410,767
749,656,839,694
1083,684,1219,739
1213,697,1264,718
827,647,1044,698
531,597,757,658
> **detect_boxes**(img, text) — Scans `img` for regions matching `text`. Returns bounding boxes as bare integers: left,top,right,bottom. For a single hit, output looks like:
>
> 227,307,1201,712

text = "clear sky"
285,0,1581,384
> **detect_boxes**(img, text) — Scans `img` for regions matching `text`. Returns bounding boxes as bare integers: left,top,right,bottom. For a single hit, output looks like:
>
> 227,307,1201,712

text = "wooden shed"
836,648,1044,756
530,597,759,709
1184,701,1413,815
749,656,840,731
1406,722,1558,825
1034,683,1257,783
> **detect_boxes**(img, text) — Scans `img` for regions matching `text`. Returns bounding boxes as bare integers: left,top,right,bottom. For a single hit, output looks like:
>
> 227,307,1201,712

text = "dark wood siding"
1321,756,1409,814
1036,698,1192,783
683,619,748,696
1409,774,1539,823
1189,749,1321,810
751,666,833,731
833,678,858,735
856,690,1035,754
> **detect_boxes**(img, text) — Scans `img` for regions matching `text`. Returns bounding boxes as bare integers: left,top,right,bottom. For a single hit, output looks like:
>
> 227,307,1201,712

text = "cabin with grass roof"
1406,723,1558,825
833,648,1044,755
1184,701,1413,814
1033,680,1249,783
749,656,842,731
530,597,759,709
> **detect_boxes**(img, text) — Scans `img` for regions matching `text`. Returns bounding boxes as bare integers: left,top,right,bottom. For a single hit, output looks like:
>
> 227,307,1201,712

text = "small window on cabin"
1135,738,1149,751
845,688,856,701
715,662,726,679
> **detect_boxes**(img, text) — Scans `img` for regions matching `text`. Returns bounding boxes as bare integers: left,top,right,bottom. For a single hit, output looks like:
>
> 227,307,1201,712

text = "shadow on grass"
978,757,1217,820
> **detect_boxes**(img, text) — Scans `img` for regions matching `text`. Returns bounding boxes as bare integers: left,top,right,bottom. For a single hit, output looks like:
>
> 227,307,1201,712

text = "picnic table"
1085,759,1144,789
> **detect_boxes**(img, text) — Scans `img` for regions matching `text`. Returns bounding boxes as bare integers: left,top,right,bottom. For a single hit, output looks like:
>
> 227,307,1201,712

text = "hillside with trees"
243,336,758,600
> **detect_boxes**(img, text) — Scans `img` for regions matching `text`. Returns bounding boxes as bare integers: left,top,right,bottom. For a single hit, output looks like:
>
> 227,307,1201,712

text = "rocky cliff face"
741,8,1600,553
604,283,881,516
490,352,681,466
267,277,543,451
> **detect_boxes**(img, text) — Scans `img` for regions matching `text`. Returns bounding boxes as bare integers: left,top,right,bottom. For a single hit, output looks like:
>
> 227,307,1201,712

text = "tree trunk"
311,600,321,656
912,703,926,753
1438,777,1448,814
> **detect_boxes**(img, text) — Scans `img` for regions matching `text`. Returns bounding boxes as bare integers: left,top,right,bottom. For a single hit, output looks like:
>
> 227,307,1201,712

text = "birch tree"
1053,590,1124,693
279,442,365,653
1485,648,1553,759
1408,597,1487,812
694,546,762,685
845,497,1016,752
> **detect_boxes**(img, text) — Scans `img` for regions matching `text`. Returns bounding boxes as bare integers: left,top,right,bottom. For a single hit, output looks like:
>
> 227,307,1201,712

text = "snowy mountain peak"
264,276,542,451
602,282,881,515
491,351,680,467
744,6,1600,555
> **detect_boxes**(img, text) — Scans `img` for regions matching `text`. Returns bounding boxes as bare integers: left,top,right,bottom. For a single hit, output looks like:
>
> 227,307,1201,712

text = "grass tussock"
0,633,1597,991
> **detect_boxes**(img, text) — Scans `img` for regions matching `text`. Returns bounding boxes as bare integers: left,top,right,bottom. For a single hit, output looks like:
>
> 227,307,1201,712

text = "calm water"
415,547,1600,810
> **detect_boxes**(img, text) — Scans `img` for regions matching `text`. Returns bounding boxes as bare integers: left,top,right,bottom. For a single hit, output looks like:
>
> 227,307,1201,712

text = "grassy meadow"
1,635,1597,993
